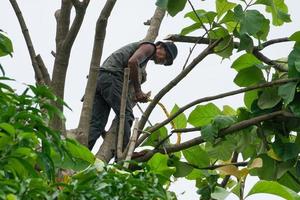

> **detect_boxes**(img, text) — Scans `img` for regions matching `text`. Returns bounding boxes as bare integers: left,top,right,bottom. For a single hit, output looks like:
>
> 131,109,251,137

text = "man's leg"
104,76,134,149
88,77,111,150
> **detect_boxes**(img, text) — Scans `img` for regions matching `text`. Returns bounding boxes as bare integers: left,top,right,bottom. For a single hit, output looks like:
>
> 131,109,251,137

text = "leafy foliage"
153,1,300,199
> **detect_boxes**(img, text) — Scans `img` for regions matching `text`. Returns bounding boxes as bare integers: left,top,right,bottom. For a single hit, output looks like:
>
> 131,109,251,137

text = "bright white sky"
1,0,299,199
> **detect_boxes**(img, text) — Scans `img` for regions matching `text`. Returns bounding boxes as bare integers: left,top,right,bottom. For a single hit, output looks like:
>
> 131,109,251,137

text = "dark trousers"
88,72,134,150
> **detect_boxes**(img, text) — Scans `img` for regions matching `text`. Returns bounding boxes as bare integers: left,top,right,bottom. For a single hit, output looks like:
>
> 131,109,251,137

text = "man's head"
154,41,178,66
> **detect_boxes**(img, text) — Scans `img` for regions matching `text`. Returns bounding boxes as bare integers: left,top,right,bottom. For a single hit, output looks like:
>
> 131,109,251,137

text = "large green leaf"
182,145,210,168
156,0,187,17
231,53,261,71
185,10,217,24
288,44,300,78
171,159,194,178
142,126,168,147
278,170,300,193
289,31,300,42
278,81,298,105
234,67,265,87
215,0,236,20
251,154,276,180
212,115,236,130
147,153,176,184
211,186,230,200
238,34,254,52
244,90,258,109
207,139,236,160
247,180,300,200
258,87,281,109
180,23,202,35
214,35,234,58
170,104,187,129
233,5,270,40
188,103,221,127
256,0,291,26
201,124,218,143
272,141,300,162
0,32,13,57
65,139,95,164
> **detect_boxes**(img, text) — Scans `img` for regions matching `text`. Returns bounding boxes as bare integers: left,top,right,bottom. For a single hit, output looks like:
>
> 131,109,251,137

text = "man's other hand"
135,91,151,103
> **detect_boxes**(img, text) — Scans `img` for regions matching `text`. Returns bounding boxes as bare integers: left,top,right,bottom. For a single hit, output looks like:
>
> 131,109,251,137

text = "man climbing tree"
88,41,178,151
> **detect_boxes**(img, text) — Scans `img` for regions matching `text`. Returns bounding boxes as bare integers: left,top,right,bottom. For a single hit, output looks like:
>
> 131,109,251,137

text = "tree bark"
51,1,89,132
75,0,117,146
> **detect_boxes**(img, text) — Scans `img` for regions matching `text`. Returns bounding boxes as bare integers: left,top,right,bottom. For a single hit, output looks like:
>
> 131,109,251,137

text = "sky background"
1,0,299,199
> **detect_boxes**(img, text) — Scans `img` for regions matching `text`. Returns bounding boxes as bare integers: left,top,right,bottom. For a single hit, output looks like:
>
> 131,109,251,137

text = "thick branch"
136,40,221,146
76,0,117,146
166,35,290,72
147,78,298,135
9,0,43,84
143,7,165,42
36,55,51,85
136,110,294,162
55,0,72,48
253,49,288,71
62,1,89,52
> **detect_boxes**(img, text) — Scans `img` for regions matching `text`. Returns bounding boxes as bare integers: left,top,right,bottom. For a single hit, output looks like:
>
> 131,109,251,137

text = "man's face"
154,44,167,65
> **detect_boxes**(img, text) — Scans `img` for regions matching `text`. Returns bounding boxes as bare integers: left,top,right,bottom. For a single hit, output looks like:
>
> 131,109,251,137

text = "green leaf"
278,82,298,105
201,124,218,143
288,44,300,78
278,170,300,193
231,53,262,71
182,145,210,168
207,139,236,160
215,0,236,20
239,10,270,40
167,0,187,17
147,153,176,184
212,115,236,130
222,105,236,116
244,90,258,109
264,0,291,26
238,34,254,52
251,154,276,180
214,35,234,58
185,10,217,24
211,186,230,200
0,32,13,57
0,123,15,136
188,103,221,127
258,87,281,109
208,27,229,40
156,0,168,9
272,141,300,161
65,139,95,164
247,180,300,200
289,31,300,42
234,67,265,87
180,23,202,35
142,126,168,147
172,160,193,178
170,104,187,129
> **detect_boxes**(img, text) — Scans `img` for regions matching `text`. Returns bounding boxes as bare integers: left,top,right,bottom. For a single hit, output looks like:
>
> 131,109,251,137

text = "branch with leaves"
136,110,296,162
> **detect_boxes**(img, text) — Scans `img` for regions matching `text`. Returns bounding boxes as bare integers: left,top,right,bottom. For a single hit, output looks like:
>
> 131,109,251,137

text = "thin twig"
124,118,139,168
9,0,43,84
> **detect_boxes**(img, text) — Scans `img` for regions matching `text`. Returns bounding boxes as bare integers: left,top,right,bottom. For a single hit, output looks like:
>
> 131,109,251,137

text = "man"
88,40,178,150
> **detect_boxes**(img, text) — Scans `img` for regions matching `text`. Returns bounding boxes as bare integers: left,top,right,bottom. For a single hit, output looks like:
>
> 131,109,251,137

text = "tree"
1,0,300,199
